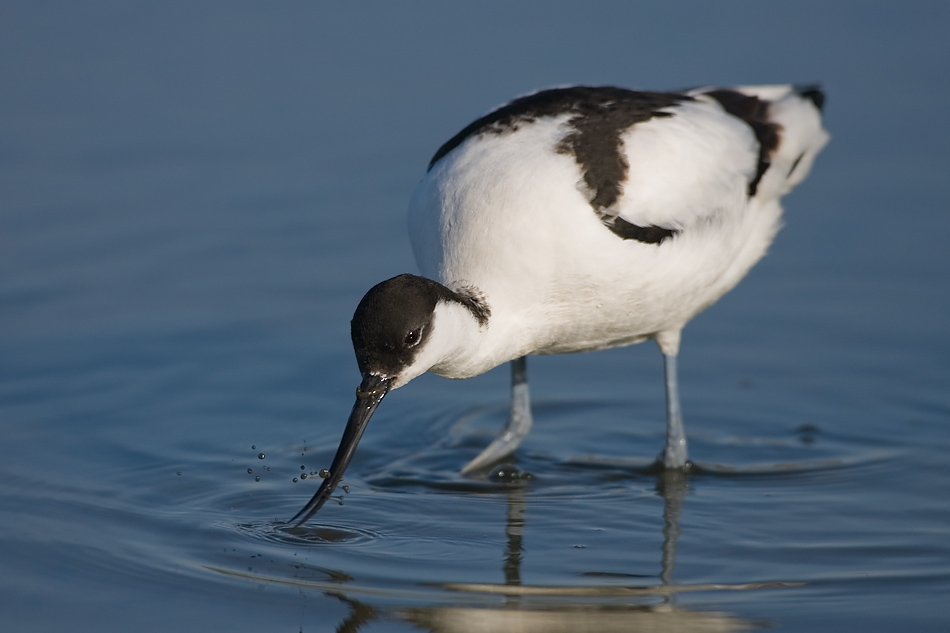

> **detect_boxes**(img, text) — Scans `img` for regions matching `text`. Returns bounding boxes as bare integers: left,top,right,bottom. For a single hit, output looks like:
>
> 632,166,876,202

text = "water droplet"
251,445,256,450
258,453,265,460
342,485,350,493
300,465,306,470
301,473,307,479
490,465,532,482
255,476,260,482
176,471,182,476
319,469,330,479
247,468,253,474
292,477,298,483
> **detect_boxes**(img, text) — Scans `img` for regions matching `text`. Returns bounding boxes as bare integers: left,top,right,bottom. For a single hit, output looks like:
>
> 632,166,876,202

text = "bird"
290,84,828,526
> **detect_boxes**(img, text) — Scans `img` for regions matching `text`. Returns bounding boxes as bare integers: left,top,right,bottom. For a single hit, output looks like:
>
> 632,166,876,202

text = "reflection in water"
211,466,797,632
299,467,780,632
658,468,688,591
219,462,798,631
403,468,772,632
401,604,756,633
325,593,377,633
503,482,525,588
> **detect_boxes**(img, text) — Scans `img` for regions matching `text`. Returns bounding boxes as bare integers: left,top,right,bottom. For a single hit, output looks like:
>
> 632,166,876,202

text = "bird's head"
289,274,450,526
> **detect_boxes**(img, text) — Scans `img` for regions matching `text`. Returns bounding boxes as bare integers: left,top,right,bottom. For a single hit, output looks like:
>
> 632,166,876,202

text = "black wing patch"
703,90,781,197
428,86,686,245
795,84,825,112
604,218,677,243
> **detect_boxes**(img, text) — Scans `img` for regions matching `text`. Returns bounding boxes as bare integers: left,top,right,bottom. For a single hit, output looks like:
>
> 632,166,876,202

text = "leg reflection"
325,592,377,633
656,468,690,594
503,483,526,587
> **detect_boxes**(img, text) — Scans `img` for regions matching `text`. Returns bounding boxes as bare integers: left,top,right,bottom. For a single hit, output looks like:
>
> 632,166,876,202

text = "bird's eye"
404,329,421,346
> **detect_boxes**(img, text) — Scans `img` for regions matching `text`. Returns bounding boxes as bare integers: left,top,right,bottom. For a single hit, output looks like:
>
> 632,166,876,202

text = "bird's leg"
461,356,533,474
660,353,690,469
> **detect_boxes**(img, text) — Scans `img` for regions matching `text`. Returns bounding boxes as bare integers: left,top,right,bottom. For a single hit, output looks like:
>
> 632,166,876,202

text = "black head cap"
351,274,446,378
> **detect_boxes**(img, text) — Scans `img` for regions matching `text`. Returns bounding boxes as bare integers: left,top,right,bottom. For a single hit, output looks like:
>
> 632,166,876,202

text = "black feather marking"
704,89,781,197
453,285,491,326
428,86,689,245
550,88,686,211
795,84,825,112
788,152,805,178
429,86,683,171
606,217,677,244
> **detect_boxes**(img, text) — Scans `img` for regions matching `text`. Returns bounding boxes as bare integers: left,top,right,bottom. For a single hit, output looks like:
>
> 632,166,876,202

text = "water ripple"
236,519,383,546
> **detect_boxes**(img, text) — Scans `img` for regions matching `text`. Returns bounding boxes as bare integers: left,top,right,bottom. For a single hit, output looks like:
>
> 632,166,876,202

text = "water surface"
2,2,949,631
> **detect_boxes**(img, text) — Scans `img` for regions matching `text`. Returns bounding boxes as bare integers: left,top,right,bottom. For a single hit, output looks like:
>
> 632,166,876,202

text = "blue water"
2,2,949,631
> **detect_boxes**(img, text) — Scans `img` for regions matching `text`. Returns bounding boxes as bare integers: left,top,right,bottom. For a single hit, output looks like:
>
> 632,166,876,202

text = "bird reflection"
325,593,376,633
401,603,755,633
314,466,777,633
399,466,760,633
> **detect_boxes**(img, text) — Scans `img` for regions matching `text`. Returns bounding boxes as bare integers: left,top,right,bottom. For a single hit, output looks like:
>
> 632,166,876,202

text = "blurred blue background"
2,2,948,632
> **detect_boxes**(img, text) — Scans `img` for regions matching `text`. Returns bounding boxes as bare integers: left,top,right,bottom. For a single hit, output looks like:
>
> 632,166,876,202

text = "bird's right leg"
660,352,690,469
655,331,690,469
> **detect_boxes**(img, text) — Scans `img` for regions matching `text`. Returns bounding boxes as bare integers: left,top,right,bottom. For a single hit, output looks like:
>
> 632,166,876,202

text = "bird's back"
409,85,828,364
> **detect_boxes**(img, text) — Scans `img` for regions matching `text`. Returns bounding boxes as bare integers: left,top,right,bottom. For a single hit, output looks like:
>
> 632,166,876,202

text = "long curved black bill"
288,375,390,527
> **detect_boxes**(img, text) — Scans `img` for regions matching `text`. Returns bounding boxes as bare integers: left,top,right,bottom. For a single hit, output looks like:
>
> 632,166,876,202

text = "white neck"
392,299,504,388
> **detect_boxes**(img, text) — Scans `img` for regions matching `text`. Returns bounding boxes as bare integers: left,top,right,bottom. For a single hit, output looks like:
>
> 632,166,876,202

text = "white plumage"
407,84,827,377
291,84,828,525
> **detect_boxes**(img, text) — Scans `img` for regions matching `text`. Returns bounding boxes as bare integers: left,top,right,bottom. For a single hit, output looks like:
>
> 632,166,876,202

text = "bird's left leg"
656,331,690,469
461,356,534,473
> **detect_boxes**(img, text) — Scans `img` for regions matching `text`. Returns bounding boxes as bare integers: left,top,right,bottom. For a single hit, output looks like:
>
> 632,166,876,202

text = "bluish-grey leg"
462,356,533,474
660,353,689,469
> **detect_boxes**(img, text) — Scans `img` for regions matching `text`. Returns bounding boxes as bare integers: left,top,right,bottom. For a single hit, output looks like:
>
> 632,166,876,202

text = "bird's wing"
607,95,759,233
607,85,828,234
